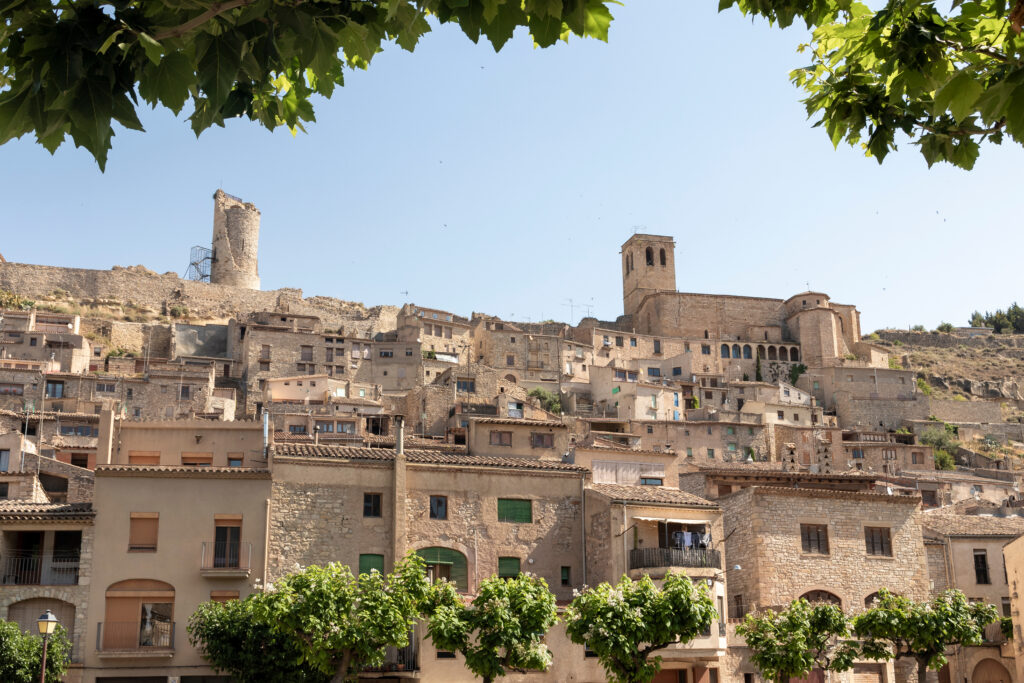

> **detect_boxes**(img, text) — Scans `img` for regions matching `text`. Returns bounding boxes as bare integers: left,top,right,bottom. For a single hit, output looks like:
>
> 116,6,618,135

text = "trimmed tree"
0,620,72,683
189,554,431,683
425,573,559,682
853,589,998,683
564,573,716,683
737,599,859,683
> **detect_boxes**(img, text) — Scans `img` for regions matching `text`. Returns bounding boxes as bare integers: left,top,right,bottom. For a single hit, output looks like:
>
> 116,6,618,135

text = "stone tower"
210,189,260,289
621,234,676,318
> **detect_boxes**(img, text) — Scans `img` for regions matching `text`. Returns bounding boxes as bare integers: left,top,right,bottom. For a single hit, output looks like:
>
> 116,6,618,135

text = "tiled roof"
580,438,674,456
588,483,717,508
695,463,876,479
273,444,585,472
95,465,271,478
470,417,566,427
921,508,1024,537
742,486,922,504
0,502,94,520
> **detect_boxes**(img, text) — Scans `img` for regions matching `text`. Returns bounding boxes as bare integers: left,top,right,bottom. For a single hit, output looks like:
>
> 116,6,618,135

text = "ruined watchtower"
210,189,260,290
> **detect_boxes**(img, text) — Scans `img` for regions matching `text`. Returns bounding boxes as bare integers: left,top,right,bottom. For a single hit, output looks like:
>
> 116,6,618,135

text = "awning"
633,516,708,524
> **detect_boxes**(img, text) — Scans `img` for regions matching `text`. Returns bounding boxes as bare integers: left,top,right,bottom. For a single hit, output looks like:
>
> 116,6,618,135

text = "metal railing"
2,555,79,585
97,621,175,651
201,542,252,571
629,547,721,570
363,639,419,672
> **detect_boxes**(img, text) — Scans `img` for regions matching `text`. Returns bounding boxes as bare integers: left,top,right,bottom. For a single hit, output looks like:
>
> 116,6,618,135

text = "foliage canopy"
424,573,559,683
0,620,72,683
564,573,716,683
0,0,618,169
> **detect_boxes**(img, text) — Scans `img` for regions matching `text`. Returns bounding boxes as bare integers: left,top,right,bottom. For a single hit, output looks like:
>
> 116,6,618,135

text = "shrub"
933,450,956,470
867,332,880,340
916,378,933,396
911,324,926,332
168,304,189,319
888,357,903,370
937,322,954,333
528,388,562,415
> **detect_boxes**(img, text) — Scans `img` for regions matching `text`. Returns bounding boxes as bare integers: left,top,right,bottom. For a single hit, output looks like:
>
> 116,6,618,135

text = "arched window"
801,590,841,606
645,247,654,266
864,592,881,608
732,344,741,359
757,345,766,360
790,348,800,362
417,547,469,592
504,374,517,383
767,346,777,361
778,347,789,361
721,344,730,358
8,599,76,650
743,345,752,359
103,579,175,650
659,248,666,266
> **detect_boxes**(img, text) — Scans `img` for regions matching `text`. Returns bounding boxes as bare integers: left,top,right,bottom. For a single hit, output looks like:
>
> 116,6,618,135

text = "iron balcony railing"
200,542,252,571
97,621,175,651
2,554,79,585
363,639,419,672
629,547,722,570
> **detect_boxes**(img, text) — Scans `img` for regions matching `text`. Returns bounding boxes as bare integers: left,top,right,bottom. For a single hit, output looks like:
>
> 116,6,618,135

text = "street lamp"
36,610,59,683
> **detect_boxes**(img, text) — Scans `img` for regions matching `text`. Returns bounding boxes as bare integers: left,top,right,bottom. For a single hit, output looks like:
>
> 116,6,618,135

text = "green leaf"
68,82,114,170
138,32,164,66
197,34,243,110
933,72,983,124
583,0,614,41
138,51,195,115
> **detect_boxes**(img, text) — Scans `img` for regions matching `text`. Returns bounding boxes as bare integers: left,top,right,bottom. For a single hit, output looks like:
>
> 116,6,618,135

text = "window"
359,554,385,575
228,457,243,468
506,354,515,366
379,349,393,358
498,557,521,579
653,339,662,354
406,348,414,356
801,524,829,554
259,361,270,371
0,383,24,395
530,432,554,449
864,527,892,556
615,336,624,347
213,517,242,568
363,493,382,518
1003,597,1012,617
686,447,693,458
726,426,735,435
29,336,37,346
45,380,64,398
630,337,637,347
211,590,239,603
640,477,663,486
128,450,160,465
315,421,334,434
974,550,991,584
180,385,191,400
182,453,213,467
300,346,313,361
71,453,89,468
338,421,356,434
430,495,448,520
96,382,116,393
418,547,469,591
497,498,532,523
490,431,512,447
707,448,715,459
456,378,476,393
912,452,923,464
129,513,159,551
0,483,7,499
437,651,457,659
647,367,661,377
852,448,864,459
288,425,307,434
777,410,785,420
561,566,571,586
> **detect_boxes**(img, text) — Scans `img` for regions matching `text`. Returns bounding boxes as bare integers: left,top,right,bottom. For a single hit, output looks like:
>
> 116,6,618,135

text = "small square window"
363,493,382,518
430,495,448,520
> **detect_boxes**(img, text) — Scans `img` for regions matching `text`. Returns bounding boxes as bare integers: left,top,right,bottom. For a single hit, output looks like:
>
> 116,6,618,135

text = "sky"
1,1,1020,333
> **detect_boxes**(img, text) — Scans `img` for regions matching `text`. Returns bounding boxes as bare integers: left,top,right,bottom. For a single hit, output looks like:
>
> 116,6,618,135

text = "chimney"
395,415,405,456
392,414,407,566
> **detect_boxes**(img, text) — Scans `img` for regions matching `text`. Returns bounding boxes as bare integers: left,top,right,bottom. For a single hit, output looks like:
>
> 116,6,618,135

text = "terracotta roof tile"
921,508,1024,537
273,443,585,472
95,465,271,478
588,483,717,508
0,502,94,520
470,417,566,427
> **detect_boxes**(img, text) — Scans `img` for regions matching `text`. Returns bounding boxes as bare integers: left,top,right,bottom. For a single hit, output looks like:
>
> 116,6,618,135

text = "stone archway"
972,658,1012,683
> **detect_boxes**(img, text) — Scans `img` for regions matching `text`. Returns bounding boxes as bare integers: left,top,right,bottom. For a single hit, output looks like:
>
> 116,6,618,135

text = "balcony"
2,554,79,585
362,640,419,675
96,621,175,657
200,541,252,578
629,547,721,571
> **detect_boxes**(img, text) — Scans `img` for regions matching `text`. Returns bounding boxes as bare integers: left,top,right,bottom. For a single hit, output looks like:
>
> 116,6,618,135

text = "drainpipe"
262,496,271,591
622,503,629,577
393,415,407,568
580,473,587,587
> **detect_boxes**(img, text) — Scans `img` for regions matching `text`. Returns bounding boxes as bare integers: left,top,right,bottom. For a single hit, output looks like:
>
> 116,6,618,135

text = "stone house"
921,502,1024,683
467,417,570,459
838,428,935,474
1003,534,1024,683
0,310,93,374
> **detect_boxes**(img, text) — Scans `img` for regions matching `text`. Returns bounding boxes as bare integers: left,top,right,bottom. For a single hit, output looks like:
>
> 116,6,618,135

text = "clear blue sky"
2,1,1020,333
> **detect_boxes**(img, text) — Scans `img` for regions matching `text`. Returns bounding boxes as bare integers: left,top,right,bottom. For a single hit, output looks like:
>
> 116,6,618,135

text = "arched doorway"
972,659,1011,683
8,598,75,646
504,374,517,383
416,547,468,592
790,348,800,362
103,579,175,650
801,590,841,606
779,347,789,361
768,346,777,360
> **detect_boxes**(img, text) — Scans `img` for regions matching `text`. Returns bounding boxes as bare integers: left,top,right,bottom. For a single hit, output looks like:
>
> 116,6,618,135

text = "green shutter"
498,557,521,578
497,499,532,523
416,547,468,592
359,554,384,575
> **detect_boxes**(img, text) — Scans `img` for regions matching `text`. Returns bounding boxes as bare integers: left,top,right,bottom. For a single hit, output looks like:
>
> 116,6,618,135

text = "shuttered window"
416,547,468,591
498,557,521,579
359,554,385,575
864,527,892,556
800,524,829,554
129,513,159,551
497,499,532,523
210,591,239,603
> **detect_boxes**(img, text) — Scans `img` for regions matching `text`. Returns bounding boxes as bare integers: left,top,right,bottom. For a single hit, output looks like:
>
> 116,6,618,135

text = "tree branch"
919,119,1006,137
1010,0,1024,34
153,0,258,41
935,37,1011,62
